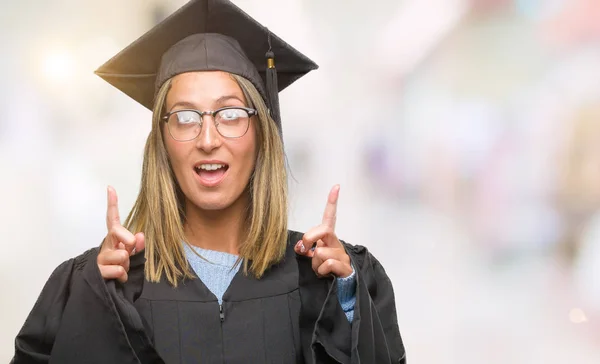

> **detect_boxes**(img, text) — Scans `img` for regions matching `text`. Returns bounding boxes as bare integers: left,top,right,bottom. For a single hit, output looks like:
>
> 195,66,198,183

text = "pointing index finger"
106,186,121,230
322,184,340,230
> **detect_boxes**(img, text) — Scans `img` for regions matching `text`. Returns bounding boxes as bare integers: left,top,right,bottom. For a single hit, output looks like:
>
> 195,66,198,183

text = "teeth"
197,164,225,171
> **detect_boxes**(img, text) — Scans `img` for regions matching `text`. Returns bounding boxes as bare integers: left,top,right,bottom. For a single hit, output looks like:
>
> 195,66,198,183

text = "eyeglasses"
162,106,257,141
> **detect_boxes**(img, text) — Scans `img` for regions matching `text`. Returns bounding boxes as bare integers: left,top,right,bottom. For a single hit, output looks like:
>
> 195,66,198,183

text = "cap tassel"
265,32,281,131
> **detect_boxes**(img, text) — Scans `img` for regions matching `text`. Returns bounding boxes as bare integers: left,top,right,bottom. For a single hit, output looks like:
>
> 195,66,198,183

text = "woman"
12,1,406,363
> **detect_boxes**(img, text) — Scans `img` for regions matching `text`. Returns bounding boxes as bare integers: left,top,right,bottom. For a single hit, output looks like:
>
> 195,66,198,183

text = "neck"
183,194,248,255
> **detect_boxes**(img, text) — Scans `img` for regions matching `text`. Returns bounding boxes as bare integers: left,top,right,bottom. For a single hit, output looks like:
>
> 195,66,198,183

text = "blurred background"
2,0,600,362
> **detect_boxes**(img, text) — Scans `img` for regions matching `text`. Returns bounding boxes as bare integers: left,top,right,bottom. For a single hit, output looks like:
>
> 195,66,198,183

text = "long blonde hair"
124,73,288,286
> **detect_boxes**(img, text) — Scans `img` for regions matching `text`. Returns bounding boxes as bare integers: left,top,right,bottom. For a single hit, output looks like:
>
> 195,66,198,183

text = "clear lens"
215,108,250,138
168,110,202,141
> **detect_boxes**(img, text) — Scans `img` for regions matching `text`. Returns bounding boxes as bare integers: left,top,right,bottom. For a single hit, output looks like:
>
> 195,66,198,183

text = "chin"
186,187,248,212
189,194,233,211
180,175,251,214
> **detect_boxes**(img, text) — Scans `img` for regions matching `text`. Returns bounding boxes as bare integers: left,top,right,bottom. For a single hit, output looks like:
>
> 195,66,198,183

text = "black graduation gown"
12,230,406,363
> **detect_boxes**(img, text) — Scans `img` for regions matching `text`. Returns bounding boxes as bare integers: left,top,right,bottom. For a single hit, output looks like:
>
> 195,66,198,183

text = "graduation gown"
12,230,406,364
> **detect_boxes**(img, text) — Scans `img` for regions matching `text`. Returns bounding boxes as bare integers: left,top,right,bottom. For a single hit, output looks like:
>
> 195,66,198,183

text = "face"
163,71,257,213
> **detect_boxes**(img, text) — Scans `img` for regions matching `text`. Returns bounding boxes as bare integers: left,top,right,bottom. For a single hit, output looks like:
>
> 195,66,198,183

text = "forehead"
167,71,244,106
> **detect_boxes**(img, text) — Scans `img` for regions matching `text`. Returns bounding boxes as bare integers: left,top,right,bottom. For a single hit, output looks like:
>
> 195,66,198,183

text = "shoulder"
73,247,101,270
42,247,101,288
24,248,101,324
286,229,303,244
48,247,98,275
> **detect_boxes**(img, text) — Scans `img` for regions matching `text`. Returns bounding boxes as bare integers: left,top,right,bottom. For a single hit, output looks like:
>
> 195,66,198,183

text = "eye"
174,110,200,124
218,108,246,121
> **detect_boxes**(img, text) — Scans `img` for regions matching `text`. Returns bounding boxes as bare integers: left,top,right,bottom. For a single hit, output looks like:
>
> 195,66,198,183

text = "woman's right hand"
97,186,145,283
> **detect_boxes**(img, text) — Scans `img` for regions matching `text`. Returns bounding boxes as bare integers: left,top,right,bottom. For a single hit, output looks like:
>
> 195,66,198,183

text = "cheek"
164,139,189,177
230,131,257,185
244,128,258,170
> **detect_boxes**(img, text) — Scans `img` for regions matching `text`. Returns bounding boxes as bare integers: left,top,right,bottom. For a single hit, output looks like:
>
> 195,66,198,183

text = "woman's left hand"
295,185,353,278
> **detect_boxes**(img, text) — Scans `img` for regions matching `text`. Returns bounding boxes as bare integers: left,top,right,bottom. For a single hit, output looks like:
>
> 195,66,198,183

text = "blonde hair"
124,73,288,286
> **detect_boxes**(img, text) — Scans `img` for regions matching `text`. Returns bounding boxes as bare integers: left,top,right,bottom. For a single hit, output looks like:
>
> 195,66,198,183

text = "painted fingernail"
296,240,306,253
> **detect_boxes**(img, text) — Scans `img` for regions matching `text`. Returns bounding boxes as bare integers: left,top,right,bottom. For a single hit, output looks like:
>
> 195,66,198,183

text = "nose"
195,115,223,153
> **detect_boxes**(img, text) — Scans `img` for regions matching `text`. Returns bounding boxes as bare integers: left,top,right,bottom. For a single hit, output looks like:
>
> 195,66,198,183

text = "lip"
193,160,229,188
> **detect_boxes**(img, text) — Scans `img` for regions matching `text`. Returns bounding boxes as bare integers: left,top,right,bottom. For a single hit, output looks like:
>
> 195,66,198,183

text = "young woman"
12,1,406,363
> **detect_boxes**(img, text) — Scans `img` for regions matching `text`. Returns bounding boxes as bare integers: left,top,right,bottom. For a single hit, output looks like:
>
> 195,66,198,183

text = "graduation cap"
94,0,318,130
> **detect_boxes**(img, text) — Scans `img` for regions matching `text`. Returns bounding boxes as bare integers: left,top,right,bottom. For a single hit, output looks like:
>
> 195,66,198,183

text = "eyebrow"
216,95,245,105
169,95,245,111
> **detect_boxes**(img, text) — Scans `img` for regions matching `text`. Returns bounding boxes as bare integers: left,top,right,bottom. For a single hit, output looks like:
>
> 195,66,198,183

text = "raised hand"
97,186,145,283
294,185,353,278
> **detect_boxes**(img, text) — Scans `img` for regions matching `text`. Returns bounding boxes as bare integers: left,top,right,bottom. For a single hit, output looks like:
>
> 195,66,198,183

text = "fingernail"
296,240,305,253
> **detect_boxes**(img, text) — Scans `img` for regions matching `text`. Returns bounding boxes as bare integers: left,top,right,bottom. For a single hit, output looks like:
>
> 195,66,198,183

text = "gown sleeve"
297,239,406,364
347,243,406,364
11,247,160,364
11,251,86,363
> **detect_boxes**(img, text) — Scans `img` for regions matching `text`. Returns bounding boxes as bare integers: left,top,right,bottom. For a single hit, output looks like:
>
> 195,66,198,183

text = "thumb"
133,232,145,255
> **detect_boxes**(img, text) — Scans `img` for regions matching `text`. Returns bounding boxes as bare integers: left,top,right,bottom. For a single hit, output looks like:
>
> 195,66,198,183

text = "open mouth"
194,163,229,185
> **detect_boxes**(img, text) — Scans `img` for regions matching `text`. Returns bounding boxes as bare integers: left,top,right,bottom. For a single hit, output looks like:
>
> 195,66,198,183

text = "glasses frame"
162,106,257,141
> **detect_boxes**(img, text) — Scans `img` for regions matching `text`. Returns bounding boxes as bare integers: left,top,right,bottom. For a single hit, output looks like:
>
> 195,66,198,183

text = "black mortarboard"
94,0,318,130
